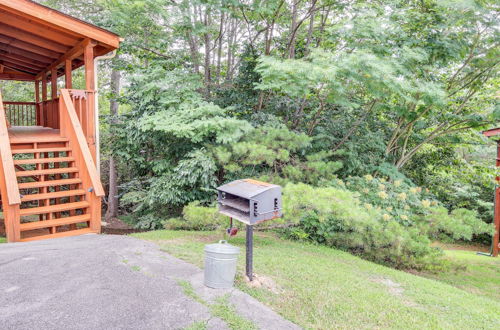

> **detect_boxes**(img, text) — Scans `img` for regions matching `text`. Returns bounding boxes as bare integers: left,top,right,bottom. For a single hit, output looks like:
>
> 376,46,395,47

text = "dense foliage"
4,0,496,269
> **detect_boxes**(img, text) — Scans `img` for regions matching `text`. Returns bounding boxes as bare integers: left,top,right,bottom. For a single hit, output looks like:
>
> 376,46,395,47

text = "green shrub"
161,179,493,271
423,207,495,241
282,183,443,270
337,175,493,241
338,175,437,226
163,202,227,231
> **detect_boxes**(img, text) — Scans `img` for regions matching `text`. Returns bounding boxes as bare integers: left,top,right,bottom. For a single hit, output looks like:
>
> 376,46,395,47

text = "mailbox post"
246,225,254,280
217,179,282,280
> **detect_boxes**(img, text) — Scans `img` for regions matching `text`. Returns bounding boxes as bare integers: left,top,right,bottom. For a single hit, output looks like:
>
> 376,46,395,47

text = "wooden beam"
65,59,72,89
0,42,55,63
36,38,95,80
51,68,58,129
41,74,47,126
0,50,50,67
35,80,40,102
0,55,45,70
0,0,120,49
0,72,35,81
0,34,61,59
0,23,69,53
42,75,47,101
84,45,96,162
35,80,40,125
483,128,500,137
0,9,79,46
84,44,95,90
51,68,57,99
0,61,38,74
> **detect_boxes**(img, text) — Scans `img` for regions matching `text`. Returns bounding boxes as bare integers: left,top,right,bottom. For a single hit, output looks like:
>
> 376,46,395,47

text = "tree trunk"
289,0,298,59
316,8,330,47
204,7,212,96
105,66,120,222
305,0,316,53
216,12,225,84
226,19,236,81
186,3,200,74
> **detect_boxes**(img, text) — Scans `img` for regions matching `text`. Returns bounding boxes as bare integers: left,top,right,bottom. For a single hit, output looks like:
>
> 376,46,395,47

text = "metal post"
246,224,253,281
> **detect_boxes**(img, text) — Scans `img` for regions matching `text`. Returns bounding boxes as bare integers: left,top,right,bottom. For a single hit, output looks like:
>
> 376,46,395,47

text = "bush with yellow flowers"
281,183,443,270
330,175,493,242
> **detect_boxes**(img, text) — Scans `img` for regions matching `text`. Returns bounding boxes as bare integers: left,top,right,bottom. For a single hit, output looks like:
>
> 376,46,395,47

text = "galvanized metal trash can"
204,240,240,289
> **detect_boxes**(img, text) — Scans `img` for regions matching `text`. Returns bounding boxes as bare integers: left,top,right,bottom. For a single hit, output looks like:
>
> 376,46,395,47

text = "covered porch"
0,0,120,157
0,0,120,243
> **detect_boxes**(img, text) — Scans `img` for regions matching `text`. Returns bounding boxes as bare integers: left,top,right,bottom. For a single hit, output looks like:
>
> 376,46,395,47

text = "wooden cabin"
0,0,120,242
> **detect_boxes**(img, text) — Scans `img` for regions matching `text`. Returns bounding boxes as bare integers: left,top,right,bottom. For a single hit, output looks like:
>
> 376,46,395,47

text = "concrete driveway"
0,234,299,330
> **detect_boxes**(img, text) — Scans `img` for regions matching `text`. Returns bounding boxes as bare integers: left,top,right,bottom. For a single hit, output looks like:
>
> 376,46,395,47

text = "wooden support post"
51,68,57,129
84,43,97,163
493,141,500,257
35,80,40,125
65,59,72,89
84,43,101,233
41,76,47,127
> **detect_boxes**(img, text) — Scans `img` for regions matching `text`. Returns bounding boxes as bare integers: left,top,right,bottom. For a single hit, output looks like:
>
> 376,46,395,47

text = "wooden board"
19,200,89,216
18,178,81,189
20,214,90,231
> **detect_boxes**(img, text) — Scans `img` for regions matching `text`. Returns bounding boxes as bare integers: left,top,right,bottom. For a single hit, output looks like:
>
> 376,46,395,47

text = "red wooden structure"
483,127,500,257
0,0,120,242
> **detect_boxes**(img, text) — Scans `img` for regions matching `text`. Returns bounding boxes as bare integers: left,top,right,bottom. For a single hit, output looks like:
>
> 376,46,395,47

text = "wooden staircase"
12,137,93,241
0,89,104,242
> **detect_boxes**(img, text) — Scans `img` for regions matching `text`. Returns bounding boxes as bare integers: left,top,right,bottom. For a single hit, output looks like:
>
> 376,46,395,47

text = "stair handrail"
59,89,104,197
0,92,21,205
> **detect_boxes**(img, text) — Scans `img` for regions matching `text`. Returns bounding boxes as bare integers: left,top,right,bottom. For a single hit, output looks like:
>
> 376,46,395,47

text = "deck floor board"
8,126,63,143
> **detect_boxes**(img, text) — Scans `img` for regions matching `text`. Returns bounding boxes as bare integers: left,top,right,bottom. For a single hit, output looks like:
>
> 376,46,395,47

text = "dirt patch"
371,277,405,297
371,277,419,308
102,217,142,235
244,274,283,294
431,241,489,252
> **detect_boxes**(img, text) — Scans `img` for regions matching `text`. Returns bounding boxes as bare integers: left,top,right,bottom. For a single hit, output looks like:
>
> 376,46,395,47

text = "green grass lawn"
419,249,500,301
132,230,500,330
0,237,5,243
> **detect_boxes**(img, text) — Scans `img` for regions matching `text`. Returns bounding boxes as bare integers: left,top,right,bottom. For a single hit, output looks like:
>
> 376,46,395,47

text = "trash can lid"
204,240,240,254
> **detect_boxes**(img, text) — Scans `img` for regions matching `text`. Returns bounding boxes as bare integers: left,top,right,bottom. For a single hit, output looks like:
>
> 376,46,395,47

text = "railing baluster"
2,102,37,127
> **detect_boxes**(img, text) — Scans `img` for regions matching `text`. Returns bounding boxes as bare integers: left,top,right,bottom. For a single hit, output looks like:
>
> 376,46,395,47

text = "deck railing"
59,89,103,233
0,92,21,242
2,98,61,128
41,98,60,129
3,102,37,126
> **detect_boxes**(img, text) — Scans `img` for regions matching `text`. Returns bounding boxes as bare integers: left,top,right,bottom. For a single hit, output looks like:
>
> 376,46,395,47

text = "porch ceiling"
0,0,120,81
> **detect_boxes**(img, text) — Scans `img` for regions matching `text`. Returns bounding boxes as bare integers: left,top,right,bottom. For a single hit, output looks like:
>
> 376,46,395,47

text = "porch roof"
0,0,120,82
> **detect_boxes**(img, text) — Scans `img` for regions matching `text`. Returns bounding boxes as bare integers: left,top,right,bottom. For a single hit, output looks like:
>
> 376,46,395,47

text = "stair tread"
21,189,86,202
20,228,95,242
20,214,91,231
16,167,79,177
14,157,75,165
12,147,71,154
10,137,69,144
20,201,90,216
18,178,82,189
